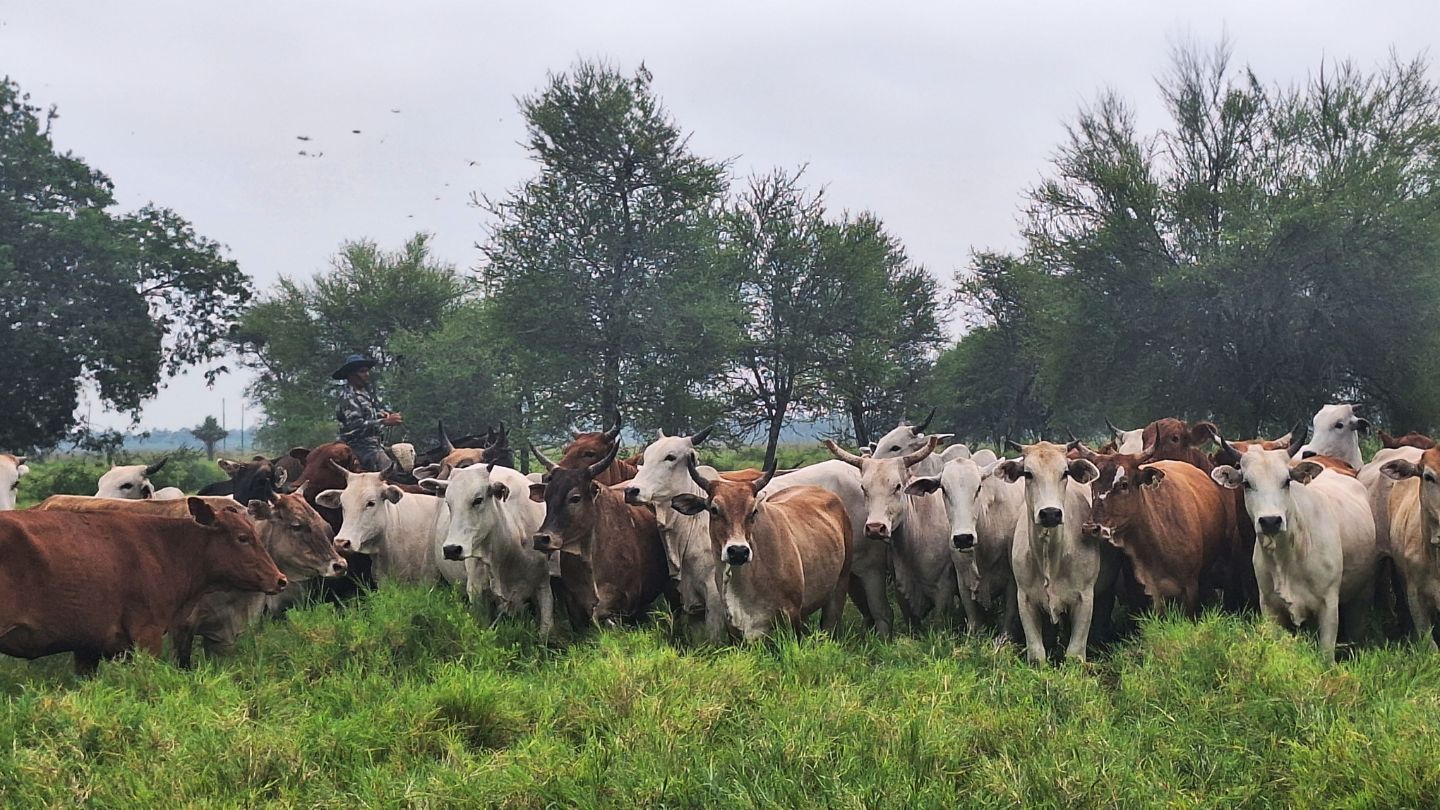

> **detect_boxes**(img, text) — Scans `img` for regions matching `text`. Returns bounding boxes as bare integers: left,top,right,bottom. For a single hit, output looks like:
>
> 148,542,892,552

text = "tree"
0,77,252,450
189,416,229,460
480,60,740,440
720,170,844,469
817,213,945,444
233,234,465,451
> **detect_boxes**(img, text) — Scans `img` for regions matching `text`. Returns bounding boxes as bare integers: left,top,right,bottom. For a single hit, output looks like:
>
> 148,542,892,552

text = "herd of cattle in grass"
3,401,1440,676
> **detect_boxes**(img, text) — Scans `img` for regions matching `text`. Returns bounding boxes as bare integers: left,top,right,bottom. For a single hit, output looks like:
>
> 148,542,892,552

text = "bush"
15,451,226,505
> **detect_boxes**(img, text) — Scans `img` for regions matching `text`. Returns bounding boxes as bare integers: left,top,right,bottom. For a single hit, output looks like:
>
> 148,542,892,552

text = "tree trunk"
764,413,785,473
849,399,870,446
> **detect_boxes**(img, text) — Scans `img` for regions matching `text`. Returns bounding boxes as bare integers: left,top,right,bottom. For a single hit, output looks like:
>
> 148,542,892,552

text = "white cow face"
906,458,1003,551
997,442,1098,528
871,421,954,461
0,454,29,511
96,458,168,500
825,437,939,541
422,465,510,562
1299,403,1368,466
1212,449,1324,542
623,432,706,506
316,471,403,554
1381,449,1440,544
1113,427,1145,455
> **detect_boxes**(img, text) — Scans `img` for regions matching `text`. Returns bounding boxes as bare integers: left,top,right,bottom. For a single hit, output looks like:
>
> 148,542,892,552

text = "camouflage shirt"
335,383,389,448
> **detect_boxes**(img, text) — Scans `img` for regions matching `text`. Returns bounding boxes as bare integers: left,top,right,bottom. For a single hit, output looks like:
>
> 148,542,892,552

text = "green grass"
3,587,1440,807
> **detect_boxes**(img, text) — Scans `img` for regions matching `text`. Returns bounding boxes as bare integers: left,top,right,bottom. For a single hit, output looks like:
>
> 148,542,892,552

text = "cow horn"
1288,432,1306,458
691,424,715,446
751,462,777,495
528,441,557,472
1104,417,1123,438
686,453,714,494
438,420,455,454
1005,439,1024,453
902,436,940,467
1284,418,1306,449
1069,439,1098,460
1213,429,1243,467
913,407,936,434
280,477,307,495
144,457,169,477
587,442,619,479
602,418,622,443
823,439,865,468
328,459,355,479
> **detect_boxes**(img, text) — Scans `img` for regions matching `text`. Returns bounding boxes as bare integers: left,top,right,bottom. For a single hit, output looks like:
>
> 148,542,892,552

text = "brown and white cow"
672,458,852,641
530,443,671,627
1081,453,1235,615
1212,444,1377,662
1380,448,1440,649
0,499,286,675
997,441,1110,663
37,493,344,665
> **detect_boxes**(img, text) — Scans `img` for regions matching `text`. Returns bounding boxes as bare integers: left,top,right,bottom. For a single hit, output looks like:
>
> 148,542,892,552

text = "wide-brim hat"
331,354,378,380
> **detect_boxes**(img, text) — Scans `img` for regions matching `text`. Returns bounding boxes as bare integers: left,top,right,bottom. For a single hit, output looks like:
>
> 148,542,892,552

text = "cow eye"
290,522,304,530
664,455,676,462
472,496,485,506
365,500,376,508
569,494,582,504
120,483,133,490
1424,472,1437,483
1283,479,1291,488
1334,422,1345,430
584,451,595,458
889,446,901,453
1242,481,1252,490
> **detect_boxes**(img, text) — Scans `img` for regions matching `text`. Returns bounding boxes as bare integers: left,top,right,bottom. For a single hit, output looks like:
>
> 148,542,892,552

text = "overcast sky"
3,1,1434,431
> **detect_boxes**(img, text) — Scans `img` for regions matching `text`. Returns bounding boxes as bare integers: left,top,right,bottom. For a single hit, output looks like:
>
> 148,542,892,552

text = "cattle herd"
3,403,1440,676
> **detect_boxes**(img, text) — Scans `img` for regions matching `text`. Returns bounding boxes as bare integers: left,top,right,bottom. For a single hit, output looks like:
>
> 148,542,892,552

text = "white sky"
2,1,1434,431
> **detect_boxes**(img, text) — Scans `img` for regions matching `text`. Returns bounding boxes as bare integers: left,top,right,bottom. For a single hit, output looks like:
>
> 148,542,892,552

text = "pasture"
3,585,1440,807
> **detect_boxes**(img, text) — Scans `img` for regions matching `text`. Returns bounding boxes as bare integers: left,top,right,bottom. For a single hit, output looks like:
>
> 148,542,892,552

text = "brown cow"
1380,448,1440,648
0,499,285,675
297,442,373,596
529,443,671,626
38,493,343,665
1381,429,1438,451
672,457,852,640
1140,418,1217,471
558,426,640,486
1081,454,1236,615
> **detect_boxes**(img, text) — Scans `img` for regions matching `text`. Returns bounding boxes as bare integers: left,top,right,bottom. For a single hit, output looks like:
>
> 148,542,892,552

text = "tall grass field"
3,586,1439,807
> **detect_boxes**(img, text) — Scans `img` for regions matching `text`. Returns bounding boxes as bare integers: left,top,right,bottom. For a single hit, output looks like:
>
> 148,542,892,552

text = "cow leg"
955,567,984,633
1407,587,1437,652
1317,592,1340,664
999,580,1020,644
820,580,847,634
1340,591,1371,649
537,587,555,640
857,569,893,637
848,576,875,627
171,624,197,669
1066,591,1095,663
73,650,101,678
1015,590,1048,664
1391,562,1415,639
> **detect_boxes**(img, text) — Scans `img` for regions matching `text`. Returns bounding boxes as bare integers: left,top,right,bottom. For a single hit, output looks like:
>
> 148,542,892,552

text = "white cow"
757,459,893,636
870,411,952,477
997,441,1105,663
316,467,462,586
1212,447,1378,662
826,437,956,627
95,458,183,499
423,464,552,636
940,444,971,463
1101,419,1145,454
1297,403,1369,470
1380,449,1440,649
906,456,1024,638
1,454,30,510
621,429,728,642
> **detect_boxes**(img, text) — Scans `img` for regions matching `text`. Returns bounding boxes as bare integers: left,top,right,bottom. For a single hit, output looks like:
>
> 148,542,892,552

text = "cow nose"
336,538,351,551
331,560,347,575
1038,507,1063,527
952,533,976,551
1258,515,1284,535
532,533,552,552
865,522,890,539
623,487,641,504
443,544,463,561
276,575,288,591
724,545,750,565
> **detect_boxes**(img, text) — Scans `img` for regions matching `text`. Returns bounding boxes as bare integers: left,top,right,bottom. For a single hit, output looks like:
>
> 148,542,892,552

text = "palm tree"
190,416,229,460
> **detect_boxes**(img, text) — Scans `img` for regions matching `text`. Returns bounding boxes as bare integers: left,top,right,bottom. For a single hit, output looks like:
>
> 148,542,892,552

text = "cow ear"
381,486,404,504
905,476,942,497
413,464,441,480
490,482,510,502
246,500,274,521
418,477,448,494
1381,459,1422,481
16,463,29,477
997,459,1026,483
1355,418,1371,436
1289,461,1324,485
1139,467,1166,490
589,482,601,498
315,489,344,509
528,483,546,503
217,458,243,475
1189,422,1219,447
670,494,708,516
1067,459,1099,485
289,447,311,462
1211,466,1243,489
187,497,217,526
